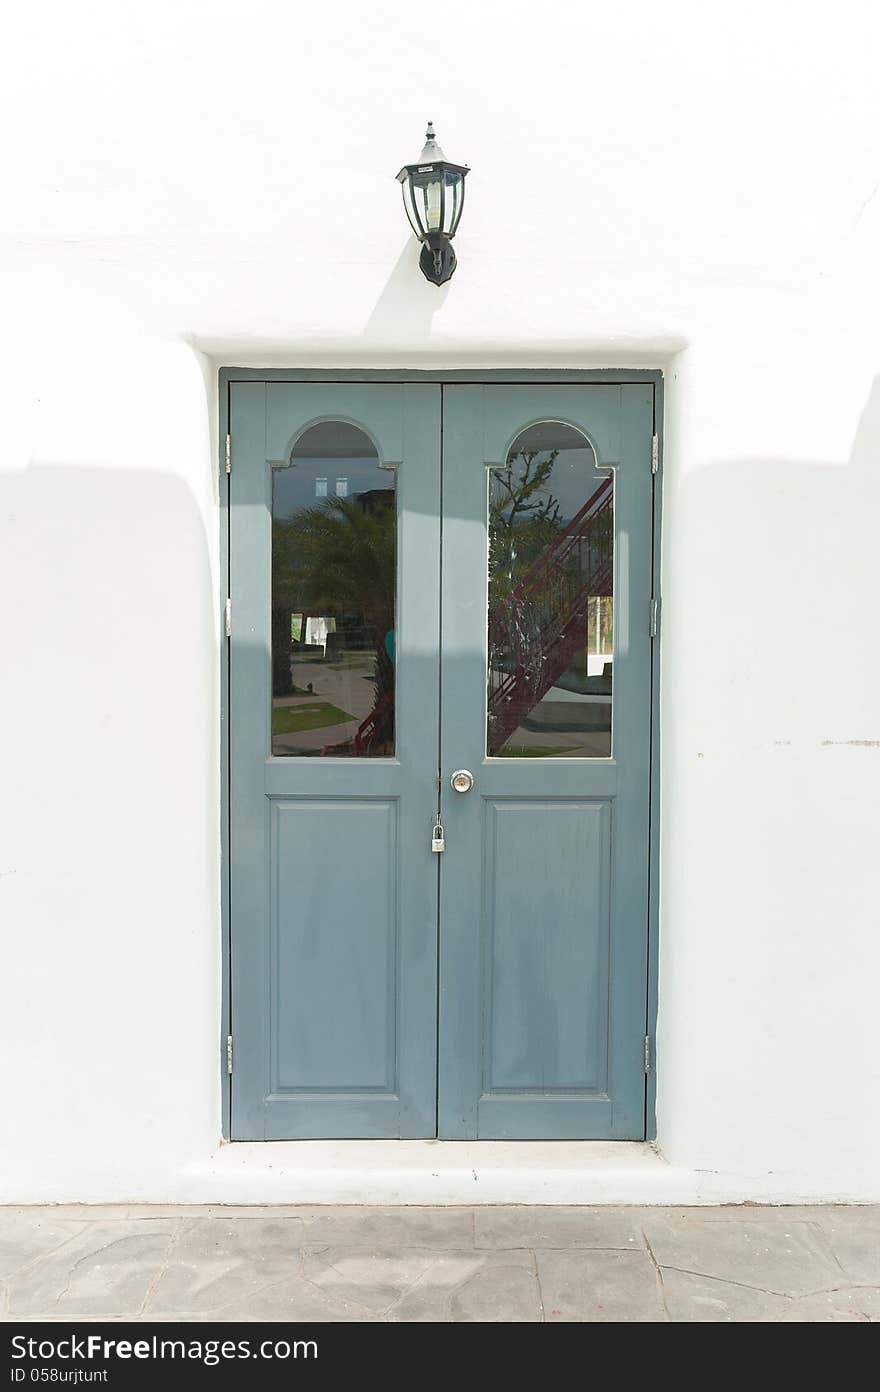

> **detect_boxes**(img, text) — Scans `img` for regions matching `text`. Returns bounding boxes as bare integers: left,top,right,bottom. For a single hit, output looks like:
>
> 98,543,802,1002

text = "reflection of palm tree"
273,496,395,742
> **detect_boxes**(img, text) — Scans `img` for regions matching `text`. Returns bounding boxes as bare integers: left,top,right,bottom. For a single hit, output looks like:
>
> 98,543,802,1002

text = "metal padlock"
431,821,445,853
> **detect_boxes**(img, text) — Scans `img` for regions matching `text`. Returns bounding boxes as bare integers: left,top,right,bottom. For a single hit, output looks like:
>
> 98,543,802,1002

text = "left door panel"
229,382,441,1138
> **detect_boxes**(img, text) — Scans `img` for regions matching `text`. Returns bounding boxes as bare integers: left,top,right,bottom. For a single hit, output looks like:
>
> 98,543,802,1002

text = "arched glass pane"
272,422,396,757
487,421,613,758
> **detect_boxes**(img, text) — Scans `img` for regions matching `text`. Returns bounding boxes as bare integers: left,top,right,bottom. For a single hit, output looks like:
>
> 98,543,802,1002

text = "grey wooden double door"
228,380,656,1140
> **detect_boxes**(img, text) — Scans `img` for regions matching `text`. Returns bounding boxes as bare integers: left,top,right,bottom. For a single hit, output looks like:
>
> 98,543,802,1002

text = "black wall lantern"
396,123,469,286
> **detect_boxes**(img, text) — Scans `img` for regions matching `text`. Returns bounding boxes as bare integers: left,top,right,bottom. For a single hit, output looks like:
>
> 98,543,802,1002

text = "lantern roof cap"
396,122,470,182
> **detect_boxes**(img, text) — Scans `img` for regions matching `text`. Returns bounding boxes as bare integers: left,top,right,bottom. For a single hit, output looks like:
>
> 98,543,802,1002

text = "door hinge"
224,597,232,638
225,433,231,474
644,1034,652,1074
650,597,660,638
226,1034,234,1074
651,433,660,474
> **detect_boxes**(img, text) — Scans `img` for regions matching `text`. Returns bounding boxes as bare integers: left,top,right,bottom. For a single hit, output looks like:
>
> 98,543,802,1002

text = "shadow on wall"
362,239,450,341
0,461,219,1155
0,462,217,918
669,373,880,744
659,373,880,1165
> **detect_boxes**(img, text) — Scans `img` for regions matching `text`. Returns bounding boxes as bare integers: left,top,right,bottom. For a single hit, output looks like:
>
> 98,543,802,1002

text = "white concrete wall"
1,0,878,1202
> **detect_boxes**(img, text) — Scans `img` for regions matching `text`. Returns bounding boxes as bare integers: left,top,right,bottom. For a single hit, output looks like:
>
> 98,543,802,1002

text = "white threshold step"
170,1141,844,1206
6,1142,873,1205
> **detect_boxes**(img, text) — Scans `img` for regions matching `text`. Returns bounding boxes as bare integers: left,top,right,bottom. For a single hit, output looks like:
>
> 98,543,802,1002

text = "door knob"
450,769,474,793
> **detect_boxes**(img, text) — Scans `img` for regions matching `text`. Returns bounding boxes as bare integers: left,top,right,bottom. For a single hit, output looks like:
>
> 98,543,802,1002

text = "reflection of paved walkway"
275,656,610,757
273,652,378,754
272,720,359,755
489,666,613,757
499,686,612,758
499,726,611,758
289,654,377,723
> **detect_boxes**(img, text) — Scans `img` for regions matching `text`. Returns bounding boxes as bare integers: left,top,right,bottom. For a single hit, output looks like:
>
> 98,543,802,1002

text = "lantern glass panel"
443,171,463,235
401,178,422,237
411,167,443,233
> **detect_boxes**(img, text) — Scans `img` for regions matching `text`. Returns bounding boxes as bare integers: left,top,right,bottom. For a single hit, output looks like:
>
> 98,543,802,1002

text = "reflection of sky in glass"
498,437,607,526
274,454,390,519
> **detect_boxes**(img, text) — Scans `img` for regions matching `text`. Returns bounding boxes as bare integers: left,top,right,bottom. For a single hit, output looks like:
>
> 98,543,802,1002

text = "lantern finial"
420,122,445,161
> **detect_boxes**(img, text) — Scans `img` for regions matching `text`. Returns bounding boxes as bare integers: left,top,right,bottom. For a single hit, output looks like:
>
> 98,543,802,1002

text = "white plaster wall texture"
1,1,878,1201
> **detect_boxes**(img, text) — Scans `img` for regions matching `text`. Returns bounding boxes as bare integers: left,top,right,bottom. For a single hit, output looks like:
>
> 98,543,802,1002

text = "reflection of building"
300,615,335,651
352,487,395,515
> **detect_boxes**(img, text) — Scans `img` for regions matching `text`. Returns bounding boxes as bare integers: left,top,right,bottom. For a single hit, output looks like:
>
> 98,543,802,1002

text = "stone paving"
1,1205,878,1322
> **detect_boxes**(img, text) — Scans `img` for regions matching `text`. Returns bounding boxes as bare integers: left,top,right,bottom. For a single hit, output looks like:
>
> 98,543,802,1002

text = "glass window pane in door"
487,421,613,758
272,421,396,757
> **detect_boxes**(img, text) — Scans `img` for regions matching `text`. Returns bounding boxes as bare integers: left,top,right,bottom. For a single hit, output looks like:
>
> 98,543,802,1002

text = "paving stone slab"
7,1220,180,1318
641,1211,842,1297
1,1206,187,1223
658,1204,875,1231
296,1206,475,1250
145,1217,305,1315
660,1266,794,1322
799,1207,880,1284
0,1213,87,1281
537,1249,665,1322
449,1260,542,1323
474,1206,646,1251
783,1286,880,1322
381,1248,536,1321
301,1247,442,1314
196,1274,380,1322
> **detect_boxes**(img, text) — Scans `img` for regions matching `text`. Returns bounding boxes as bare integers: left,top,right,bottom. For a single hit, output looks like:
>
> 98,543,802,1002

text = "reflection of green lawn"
497,744,574,758
272,702,355,734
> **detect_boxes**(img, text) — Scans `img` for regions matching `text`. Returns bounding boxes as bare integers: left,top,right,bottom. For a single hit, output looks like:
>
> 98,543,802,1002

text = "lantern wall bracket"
420,232,457,286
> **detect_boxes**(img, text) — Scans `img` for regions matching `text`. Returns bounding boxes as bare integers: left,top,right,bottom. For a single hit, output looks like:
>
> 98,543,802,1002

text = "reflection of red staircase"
488,476,613,755
354,690,393,754
321,690,394,757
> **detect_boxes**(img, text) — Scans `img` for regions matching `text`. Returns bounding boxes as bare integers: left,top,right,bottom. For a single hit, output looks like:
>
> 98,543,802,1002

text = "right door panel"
438,384,655,1139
